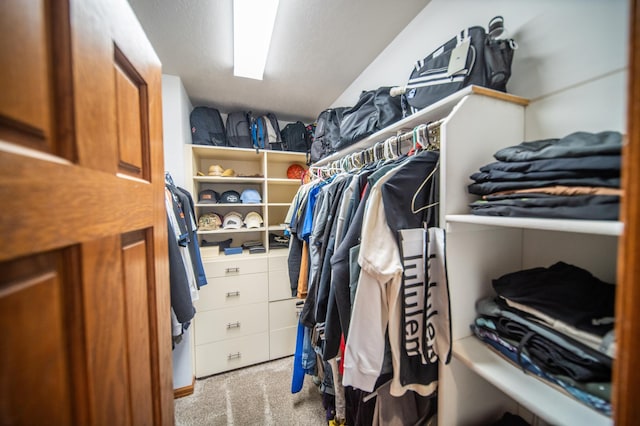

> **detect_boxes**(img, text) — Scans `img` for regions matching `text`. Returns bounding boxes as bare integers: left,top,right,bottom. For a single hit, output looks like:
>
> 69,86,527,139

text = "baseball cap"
219,190,241,203
198,189,219,204
201,238,232,249
198,212,223,231
244,211,264,229
208,165,224,176
240,189,262,204
222,168,237,177
223,211,244,229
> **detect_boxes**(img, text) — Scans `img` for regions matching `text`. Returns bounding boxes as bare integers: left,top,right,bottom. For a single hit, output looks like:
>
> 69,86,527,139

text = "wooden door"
0,1,173,425
614,0,640,424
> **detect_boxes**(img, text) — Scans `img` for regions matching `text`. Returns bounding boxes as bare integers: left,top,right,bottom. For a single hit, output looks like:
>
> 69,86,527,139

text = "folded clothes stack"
467,131,622,220
472,262,615,416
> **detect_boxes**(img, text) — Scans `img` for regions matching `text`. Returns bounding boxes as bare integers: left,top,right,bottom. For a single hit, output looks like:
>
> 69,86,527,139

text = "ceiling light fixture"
233,0,279,80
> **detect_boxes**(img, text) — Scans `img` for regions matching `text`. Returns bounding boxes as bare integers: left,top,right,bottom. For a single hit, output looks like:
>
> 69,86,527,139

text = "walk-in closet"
1,0,638,425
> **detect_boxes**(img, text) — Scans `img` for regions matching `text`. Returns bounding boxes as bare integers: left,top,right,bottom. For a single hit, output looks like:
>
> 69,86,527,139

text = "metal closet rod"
309,119,444,177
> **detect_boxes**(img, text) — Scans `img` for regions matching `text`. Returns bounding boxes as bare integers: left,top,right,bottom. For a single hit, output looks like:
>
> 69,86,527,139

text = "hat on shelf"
287,164,306,180
240,189,262,204
198,189,220,204
222,168,237,177
208,165,224,176
219,190,241,203
198,212,223,231
244,211,264,229
223,211,244,229
201,238,232,250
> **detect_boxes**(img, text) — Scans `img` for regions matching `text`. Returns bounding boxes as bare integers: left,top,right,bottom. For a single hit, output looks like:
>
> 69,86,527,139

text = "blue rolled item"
291,319,305,393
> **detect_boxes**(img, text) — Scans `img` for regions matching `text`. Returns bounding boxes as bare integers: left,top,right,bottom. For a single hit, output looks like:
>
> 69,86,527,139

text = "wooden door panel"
0,0,52,150
0,252,73,425
122,231,154,426
0,150,154,262
115,47,149,180
81,236,132,425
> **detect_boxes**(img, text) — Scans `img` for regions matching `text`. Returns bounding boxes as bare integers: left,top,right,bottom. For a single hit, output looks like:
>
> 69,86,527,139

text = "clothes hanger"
384,136,396,160
165,171,176,187
395,134,403,156
411,158,440,214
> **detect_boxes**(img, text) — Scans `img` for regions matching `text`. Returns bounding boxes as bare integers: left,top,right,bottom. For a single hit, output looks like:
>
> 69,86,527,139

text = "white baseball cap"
243,211,264,229
222,211,244,229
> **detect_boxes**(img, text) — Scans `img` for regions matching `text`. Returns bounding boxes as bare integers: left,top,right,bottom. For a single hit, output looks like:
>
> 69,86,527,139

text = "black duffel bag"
404,16,516,113
337,86,403,150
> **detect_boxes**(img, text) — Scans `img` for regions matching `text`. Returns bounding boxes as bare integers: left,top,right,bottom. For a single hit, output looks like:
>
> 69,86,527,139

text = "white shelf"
194,176,264,183
197,227,265,235
314,86,528,166
196,203,265,208
454,336,612,426
267,178,303,185
446,214,623,236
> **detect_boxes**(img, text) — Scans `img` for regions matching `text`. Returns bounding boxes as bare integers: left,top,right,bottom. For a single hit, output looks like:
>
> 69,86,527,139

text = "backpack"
310,107,348,163
226,111,253,148
252,113,283,151
281,121,310,153
190,106,227,146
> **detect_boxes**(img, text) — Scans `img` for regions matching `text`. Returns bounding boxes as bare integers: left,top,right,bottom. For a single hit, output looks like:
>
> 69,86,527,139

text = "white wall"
331,0,629,140
161,74,195,390
162,74,193,188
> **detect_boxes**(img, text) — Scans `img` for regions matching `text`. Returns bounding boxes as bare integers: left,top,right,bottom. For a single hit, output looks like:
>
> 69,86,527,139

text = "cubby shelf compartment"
454,336,612,426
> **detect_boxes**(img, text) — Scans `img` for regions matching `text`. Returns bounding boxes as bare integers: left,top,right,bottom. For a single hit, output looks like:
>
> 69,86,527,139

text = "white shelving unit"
185,145,307,377
395,88,617,425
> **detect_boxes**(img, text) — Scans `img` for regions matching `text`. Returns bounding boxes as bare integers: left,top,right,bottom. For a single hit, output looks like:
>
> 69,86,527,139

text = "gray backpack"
226,111,253,148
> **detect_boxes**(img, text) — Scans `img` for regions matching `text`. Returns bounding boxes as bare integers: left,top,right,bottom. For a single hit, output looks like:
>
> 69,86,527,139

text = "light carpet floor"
175,356,327,425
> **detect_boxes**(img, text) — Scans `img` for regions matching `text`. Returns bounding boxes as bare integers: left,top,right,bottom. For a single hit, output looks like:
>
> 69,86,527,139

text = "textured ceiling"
127,0,430,122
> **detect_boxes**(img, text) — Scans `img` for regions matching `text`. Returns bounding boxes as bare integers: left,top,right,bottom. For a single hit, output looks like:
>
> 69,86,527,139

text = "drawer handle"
225,267,240,273
227,321,241,329
226,291,240,297
228,352,241,360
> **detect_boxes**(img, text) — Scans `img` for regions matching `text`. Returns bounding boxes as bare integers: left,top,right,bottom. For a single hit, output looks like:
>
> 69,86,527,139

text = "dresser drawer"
268,268,293,301
204,257,268,278
194,302,268,345
268,253,288,271
195,332,269,378
269,327,297,359
195,273,268,311
269,298,299,331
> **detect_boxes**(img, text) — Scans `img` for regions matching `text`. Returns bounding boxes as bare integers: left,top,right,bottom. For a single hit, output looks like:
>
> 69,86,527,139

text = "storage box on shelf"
314,86,616,425
185,145,306,377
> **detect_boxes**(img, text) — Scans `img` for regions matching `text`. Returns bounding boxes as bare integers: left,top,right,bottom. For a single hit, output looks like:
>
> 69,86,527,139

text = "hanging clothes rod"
309,119,444,177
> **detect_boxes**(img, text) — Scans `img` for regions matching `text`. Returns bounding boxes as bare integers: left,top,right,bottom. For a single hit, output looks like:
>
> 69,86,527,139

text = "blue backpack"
252,113,283,151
